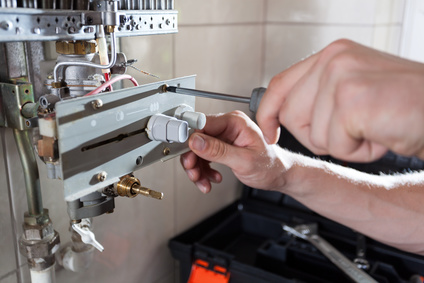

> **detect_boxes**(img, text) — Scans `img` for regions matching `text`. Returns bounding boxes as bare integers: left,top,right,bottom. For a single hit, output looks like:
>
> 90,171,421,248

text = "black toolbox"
169,128,424,283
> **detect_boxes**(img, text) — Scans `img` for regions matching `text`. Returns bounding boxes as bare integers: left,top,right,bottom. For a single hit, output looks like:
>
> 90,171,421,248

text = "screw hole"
136,156,143,165
24,89,29,94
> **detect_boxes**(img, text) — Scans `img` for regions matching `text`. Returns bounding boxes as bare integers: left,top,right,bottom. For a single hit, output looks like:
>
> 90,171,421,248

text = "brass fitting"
56,40,97,55
105,25,116,34
51,81,67,88
115,175,163,200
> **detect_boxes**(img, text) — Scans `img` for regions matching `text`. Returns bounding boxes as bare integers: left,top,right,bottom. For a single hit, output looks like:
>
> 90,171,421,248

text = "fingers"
180,151,223,193
256,52,320,144
189,133,252,172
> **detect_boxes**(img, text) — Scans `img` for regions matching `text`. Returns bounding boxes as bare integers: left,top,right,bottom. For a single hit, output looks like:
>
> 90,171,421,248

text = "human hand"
180,111,286,193
257,39,424,162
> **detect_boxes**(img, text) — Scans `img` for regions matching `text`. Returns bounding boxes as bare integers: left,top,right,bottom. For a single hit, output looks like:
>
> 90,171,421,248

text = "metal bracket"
0,8,178,42
0,81,35,130
55,75,196,201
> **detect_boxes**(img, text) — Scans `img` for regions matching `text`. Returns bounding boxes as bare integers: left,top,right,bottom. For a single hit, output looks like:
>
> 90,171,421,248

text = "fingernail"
191,135,205,151
199,185,207,194
186,170,194,181
196,182,207,193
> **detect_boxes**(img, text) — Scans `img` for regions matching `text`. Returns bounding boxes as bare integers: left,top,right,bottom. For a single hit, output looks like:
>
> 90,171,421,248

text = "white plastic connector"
146,114,189,143
174,105,206,130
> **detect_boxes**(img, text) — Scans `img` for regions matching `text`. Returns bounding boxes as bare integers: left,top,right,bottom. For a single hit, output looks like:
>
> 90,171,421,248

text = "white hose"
30,264,56,283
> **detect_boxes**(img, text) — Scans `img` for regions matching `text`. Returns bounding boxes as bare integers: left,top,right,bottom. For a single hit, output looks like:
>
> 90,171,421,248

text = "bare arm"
181,111,424,255
280,147,424,254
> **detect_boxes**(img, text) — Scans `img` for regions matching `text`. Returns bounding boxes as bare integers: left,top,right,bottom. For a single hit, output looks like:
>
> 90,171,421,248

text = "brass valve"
115,175,163,200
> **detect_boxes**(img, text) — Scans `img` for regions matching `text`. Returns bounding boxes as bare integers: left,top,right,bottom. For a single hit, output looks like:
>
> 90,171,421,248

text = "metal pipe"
13,129,43,216
53,31,117,82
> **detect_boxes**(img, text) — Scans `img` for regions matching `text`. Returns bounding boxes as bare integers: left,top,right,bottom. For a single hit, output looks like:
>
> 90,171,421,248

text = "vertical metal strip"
13,129,43,216
1,128,23,283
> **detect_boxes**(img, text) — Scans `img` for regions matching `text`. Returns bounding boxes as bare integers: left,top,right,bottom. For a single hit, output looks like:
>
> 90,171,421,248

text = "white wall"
0,1,407,283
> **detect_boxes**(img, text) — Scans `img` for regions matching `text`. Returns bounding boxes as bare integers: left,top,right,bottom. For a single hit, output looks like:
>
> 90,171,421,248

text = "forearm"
276,146,424,254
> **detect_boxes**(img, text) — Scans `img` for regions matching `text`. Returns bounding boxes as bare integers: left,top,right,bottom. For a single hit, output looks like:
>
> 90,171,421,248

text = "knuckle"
322,39,355,58
229,110,248,119
269,73,285,88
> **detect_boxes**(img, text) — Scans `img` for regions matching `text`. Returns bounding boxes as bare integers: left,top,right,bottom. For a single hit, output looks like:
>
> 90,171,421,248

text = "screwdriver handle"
249,87,266,113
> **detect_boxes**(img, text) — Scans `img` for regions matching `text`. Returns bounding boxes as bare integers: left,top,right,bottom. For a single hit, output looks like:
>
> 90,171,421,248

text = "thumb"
189,133,246,170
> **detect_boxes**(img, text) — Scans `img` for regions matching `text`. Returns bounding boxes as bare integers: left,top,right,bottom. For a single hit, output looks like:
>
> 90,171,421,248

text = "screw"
87,17,93,24
91,99,103,109
97,171,107,182
0,21,12,30
163,147,171,156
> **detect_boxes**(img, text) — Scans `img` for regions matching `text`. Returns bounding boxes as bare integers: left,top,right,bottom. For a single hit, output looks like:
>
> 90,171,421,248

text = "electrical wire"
83,74,139,97
104,73,113,91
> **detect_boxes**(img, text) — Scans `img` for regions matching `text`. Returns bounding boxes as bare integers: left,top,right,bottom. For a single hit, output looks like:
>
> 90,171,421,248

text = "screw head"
91,99,103,109
97,171,107,182
163,147,171,156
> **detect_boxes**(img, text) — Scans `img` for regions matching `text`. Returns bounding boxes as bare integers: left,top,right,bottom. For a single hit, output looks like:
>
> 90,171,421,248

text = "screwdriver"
165,86,267,113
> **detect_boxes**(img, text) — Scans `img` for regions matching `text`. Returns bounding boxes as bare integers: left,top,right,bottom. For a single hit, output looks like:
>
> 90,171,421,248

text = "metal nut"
56,40,97,55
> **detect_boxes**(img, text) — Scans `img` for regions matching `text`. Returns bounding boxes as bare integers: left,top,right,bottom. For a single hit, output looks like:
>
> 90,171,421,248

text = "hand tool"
283,223,378,283
165,85,266,113
353,233,370,270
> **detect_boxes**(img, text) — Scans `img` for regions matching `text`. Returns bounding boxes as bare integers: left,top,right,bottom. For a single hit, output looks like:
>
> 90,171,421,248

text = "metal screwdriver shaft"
166,86,251,104
165,85,267,113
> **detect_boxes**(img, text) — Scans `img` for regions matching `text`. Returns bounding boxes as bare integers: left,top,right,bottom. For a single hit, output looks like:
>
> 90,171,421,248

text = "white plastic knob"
174,106,206,130
146,114,189,143
180,111,206,130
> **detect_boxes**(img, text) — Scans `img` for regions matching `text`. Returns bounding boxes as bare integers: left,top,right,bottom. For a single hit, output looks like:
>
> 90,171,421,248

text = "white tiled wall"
0,1,407,283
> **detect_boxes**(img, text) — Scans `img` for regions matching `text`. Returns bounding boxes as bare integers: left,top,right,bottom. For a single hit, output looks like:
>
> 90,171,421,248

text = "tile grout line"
260,0,268,87
179,22,401,28
171,31,178,283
